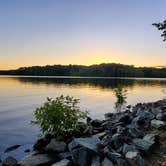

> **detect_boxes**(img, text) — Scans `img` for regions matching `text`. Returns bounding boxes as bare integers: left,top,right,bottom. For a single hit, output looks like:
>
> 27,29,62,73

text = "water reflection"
14,77,166,90
113,84,128,112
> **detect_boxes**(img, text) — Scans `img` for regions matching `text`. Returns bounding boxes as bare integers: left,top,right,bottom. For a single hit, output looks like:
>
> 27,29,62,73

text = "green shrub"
32,95,88,139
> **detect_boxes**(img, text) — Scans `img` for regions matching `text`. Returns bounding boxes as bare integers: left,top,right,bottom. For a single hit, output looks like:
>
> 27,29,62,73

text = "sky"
0,0,166,70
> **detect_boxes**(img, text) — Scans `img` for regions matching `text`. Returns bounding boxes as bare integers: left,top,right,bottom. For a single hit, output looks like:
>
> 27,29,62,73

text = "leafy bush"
32,95,88,139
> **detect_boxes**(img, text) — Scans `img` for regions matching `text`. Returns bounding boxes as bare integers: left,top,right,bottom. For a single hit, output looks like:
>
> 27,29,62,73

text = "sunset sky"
0,0,166,70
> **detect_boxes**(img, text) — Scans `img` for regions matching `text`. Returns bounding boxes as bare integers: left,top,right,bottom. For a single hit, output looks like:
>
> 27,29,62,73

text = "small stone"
101,157,114,166
151,119,166,129
2,156,17,166
125,151,139,159
46,139,66,152
51,159,71,166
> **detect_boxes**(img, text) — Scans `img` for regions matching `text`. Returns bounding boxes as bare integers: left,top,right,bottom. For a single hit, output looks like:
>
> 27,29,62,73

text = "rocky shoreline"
2,99,166,166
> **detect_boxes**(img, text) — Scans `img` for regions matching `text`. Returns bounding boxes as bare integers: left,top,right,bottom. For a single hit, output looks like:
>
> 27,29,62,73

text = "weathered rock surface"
68,137,100,153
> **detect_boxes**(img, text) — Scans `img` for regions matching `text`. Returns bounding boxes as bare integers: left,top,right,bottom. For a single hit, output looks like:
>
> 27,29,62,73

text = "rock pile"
2,99,166,166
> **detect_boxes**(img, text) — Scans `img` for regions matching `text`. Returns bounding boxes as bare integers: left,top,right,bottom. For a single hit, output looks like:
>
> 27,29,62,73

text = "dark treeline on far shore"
0,63,166,78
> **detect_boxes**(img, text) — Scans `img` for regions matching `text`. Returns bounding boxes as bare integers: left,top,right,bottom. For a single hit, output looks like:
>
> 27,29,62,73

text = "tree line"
0,63,166,78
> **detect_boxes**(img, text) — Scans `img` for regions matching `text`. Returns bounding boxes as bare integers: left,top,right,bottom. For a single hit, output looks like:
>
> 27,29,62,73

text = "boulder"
68,137,100,153
151,119,166,129
132,138,155,153
19,154,56,166
71,147,93,166
101,157,114,166
4,145,21,153
33,138,50,151
51,159,71,166
46,139,66,153
2,156,17,166
125,151,148,166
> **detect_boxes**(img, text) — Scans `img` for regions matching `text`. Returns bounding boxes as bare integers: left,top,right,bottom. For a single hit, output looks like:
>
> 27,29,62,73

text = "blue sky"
0,0,166,69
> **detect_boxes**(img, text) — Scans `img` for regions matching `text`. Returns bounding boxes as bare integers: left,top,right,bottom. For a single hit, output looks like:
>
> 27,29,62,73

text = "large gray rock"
68,137,100,153
2,156,17,166
46,139,66,152
101,157,114,166
51,159,71,166
132,138,155,153
151,119,166,129
19,154,55,166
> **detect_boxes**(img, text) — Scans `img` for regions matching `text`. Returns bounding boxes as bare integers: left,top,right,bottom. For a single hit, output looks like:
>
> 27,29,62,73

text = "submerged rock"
2,156,17,166
4,145,21,153
19,154,56,166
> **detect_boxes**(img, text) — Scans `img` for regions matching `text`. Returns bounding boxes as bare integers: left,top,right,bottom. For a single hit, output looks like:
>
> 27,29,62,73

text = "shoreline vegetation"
0,63,166,78
2,98,166,166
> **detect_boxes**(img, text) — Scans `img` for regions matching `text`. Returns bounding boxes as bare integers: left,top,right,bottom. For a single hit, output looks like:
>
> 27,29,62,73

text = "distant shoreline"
1,75,166,80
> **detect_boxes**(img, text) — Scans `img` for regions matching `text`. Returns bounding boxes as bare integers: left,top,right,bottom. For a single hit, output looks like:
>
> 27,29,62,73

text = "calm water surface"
0,76,166,160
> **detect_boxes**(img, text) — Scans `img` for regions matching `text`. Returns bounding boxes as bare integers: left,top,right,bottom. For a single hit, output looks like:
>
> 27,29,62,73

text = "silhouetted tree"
153,20,166,41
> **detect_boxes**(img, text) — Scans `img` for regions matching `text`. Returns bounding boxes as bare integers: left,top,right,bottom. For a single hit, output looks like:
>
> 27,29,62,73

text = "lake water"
0,76,166,160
